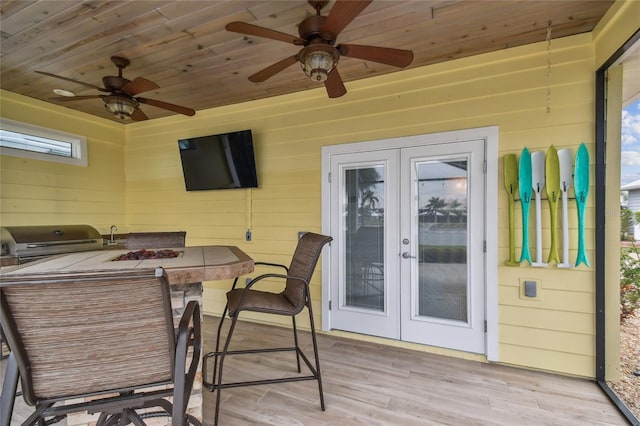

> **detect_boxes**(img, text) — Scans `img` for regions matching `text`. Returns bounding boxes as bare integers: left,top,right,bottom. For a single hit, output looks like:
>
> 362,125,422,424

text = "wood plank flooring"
2,315,628,425
201,316,627,425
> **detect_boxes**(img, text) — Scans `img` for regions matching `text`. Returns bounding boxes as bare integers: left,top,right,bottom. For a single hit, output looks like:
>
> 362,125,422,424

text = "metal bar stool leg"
209,303,229,392
307,303,325,411
0,352,19,426
214,313,240,426
209,276,239,392
292,316,302,373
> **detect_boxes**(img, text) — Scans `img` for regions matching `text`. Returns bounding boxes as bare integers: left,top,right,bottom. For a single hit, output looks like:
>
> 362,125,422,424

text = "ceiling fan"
226,0,413,98
35,56,196,121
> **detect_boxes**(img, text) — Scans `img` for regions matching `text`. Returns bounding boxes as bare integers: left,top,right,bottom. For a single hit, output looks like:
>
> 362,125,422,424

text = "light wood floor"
201,316,628,426
2,315,628,425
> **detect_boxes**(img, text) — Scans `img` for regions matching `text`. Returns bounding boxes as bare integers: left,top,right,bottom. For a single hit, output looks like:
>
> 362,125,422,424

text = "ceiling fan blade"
321,0,372,38
324,67,347,98
338,44,414,68
49,95,104,101
226,22,305,46
131,108,149,121
35,71,107,92
121,77,159,96
136,97,195,116
249,55,298,82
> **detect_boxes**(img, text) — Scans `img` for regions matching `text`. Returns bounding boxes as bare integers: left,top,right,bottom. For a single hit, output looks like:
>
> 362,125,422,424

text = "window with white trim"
0,118,88,166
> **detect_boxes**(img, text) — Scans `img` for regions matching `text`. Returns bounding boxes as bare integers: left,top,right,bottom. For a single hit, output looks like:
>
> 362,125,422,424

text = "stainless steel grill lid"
1,225,103,258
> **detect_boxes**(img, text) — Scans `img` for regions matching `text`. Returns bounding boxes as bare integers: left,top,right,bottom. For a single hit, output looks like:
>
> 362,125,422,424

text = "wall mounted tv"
178,129,258,191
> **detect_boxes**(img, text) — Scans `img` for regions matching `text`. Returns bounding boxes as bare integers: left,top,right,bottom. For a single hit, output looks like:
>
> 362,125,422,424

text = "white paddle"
531,151,547,267
557,149,573,268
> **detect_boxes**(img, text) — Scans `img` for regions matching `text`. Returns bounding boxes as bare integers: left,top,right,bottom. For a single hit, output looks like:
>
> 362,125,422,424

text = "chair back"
283,233,332,309
127,231,186,249
0,269,176,405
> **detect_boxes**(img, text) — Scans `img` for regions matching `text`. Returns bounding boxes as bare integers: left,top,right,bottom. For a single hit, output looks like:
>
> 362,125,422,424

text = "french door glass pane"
416,159,468,321
343,166,385,311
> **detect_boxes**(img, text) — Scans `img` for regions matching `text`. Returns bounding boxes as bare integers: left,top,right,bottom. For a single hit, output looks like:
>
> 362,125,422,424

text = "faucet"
109,225,118,244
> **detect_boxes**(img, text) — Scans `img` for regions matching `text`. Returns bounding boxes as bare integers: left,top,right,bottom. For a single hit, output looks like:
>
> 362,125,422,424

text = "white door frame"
321,126,499,361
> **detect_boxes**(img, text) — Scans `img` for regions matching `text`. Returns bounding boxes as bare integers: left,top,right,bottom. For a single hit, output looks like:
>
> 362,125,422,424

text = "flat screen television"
178,129,258,191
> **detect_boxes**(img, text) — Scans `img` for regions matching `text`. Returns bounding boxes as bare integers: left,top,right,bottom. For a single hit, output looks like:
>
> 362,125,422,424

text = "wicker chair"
0,268,201,426
126,231,186,249
203,232,332,425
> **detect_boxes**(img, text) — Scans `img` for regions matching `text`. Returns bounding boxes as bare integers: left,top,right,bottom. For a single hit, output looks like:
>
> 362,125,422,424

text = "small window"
0,118,87,166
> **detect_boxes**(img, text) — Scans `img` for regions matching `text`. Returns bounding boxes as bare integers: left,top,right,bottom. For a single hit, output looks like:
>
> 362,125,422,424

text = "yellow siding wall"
125,33,597,376
0,91,125,234
2,0,636,377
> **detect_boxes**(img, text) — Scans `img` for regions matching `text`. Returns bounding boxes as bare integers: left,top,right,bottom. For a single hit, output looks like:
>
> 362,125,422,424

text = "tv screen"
178,130,258,191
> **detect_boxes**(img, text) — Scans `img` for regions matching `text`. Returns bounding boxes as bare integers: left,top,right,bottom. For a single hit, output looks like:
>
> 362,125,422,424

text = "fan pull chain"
546,21,552,114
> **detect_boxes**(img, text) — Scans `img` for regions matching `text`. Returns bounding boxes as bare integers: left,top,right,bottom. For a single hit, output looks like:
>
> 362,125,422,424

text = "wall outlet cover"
524,280,537,297
519,278,541,300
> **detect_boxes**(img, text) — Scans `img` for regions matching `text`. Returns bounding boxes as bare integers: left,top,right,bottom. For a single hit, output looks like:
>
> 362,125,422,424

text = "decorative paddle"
504,154,519,266
518,148,533,264
531,151,547,267
545,145,561,264
557,148,573,268
574,143,590,267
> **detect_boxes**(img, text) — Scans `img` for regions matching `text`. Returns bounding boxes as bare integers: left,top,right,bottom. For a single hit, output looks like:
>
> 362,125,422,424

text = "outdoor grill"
0,225,104,264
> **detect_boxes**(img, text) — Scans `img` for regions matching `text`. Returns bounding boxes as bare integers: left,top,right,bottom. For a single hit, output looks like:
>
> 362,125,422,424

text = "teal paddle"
504,154,519,266
545,146,561,264
574,143,590,267
519,148,533,264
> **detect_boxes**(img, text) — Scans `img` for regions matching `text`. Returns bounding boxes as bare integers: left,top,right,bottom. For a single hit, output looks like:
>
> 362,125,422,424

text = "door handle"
402,252,416,259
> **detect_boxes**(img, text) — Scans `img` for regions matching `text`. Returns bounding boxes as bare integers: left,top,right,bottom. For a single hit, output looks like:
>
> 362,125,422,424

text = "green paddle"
504,154,519,266
546,146,560,264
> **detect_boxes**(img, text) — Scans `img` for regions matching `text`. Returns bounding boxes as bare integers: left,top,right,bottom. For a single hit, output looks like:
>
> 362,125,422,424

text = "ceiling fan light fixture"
300,45,339,82
104,95,138,120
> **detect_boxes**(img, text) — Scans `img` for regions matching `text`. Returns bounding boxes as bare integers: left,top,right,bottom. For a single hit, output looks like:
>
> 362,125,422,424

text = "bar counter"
1,245,254,283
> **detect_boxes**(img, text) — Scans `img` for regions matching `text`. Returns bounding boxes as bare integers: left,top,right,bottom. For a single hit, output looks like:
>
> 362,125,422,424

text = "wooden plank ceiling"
0,0,614,123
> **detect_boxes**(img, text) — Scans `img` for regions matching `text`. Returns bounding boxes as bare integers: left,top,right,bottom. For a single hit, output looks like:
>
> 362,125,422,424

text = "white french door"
324,131,489,354
399,142,485,352
329,149,401,339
